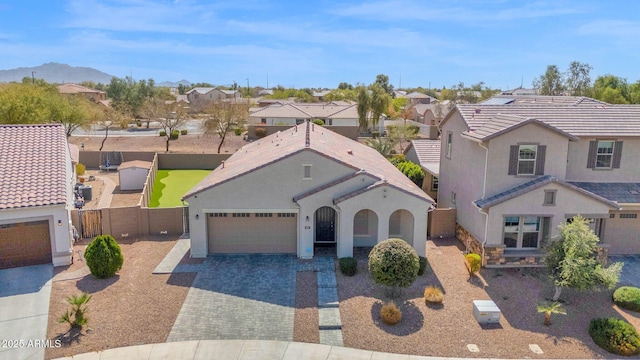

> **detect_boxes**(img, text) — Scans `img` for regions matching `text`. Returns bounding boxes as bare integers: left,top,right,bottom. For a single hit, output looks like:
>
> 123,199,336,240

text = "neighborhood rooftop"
0,124,69,210
406,139,441,176
452,103,640,137
183,120,433,203
249,103,358,119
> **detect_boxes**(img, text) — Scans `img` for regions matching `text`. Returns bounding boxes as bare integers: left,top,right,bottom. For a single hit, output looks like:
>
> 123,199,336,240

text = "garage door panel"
208,214,296,254
0,220,52,269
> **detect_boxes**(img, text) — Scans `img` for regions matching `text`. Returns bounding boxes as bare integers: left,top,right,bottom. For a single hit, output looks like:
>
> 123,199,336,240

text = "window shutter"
587,140,597,168
508,145,518,175
612,141,623,168
535,145,546,175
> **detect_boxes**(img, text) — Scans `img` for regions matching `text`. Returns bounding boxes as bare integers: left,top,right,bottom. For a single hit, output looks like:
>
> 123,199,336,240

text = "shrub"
180,129,188,135
170,130,180,140
84,235,124,279
418,256,427,276
424,286,444,304
255,127,267,138
159,130,166,136
76,163,86,177
234,128,243,136
395,161,424,188
380,302,402,325
312,119,325,126
589,318,640,356
368,238,419,289
58,292,92,328
339,257,357,276
465,253,482,277
614,286,640,312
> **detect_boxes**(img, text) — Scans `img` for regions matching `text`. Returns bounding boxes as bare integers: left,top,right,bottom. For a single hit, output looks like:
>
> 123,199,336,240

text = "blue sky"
1,0,639,89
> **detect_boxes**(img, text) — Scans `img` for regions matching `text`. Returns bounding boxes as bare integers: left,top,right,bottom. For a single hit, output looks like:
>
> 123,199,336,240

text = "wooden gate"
79,209,102,238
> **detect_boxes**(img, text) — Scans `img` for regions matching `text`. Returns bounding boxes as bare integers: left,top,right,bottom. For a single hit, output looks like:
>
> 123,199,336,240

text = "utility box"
473,300,501,324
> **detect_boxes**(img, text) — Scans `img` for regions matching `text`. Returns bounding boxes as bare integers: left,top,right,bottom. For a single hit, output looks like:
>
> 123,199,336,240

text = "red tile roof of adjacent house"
0,124,70,210
184,121,434,204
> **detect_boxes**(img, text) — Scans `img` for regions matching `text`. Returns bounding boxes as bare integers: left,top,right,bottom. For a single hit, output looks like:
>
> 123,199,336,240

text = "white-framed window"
543,190,556,206
432,177,439,191
445,131,453,159
303,164,312,179
596,140,615,168
503,216,541,249
517,144,537,175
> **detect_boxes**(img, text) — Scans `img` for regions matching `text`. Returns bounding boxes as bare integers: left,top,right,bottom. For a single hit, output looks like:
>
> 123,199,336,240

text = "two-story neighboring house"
438,100,640,267
186,87,243,111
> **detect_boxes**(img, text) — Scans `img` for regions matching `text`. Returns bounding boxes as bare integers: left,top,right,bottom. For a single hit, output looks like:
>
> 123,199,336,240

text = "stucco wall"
438,111,486,242
566,137,640,182
428,207,456,238
486,183,613,247
484,123,569,197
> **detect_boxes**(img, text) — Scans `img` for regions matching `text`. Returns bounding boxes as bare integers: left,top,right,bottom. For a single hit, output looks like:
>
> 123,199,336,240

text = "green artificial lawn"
149,170,211,208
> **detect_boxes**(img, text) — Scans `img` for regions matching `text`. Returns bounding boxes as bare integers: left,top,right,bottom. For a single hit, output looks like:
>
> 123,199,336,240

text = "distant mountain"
157,79,191,88
0,62,115,84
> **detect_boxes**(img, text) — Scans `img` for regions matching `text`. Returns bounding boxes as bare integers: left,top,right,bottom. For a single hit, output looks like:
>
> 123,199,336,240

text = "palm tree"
536,301,566,326
58,292,92,328
365,137,394,157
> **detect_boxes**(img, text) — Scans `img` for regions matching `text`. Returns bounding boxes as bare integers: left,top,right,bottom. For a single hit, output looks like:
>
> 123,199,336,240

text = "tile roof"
568,182,640,204
249,103,358,120
452,103,640,138
461,114,579,142
405,140,441,176
474,175,619,209
184,121,433,204
57,83,105,95
119,160,152,170
0,124,69,210
480,95,607,106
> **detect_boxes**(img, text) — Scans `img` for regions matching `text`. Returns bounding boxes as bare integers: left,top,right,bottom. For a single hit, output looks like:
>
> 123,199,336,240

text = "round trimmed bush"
368,238,419,288
589,318,640,356
380,302,402,325
180,129,188,135
418,256,427,276
465,253,482,276
312,119,325,126
159,130,167,136
255,127,267,138
170,130,180,140
339,257,357,276
614,286,640,312
84,235,124,279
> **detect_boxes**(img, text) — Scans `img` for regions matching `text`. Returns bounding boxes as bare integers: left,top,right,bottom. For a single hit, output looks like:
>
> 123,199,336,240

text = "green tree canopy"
533,65,565,95
545,215,623,301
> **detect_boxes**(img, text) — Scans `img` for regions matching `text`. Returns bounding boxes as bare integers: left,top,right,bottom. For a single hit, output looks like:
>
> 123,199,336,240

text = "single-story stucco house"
0,124,76,269
183,120,435,259
119,160,152,191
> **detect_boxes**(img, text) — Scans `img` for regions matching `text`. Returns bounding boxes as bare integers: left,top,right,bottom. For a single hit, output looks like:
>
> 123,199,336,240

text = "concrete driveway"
609,254,640,287
0,264,53,360
168,255,297,343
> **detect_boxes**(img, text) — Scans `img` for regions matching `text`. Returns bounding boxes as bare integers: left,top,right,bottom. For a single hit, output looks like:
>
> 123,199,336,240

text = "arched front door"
315,206,336,243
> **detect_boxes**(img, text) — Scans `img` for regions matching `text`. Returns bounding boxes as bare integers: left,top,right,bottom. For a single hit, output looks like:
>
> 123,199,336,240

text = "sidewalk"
52,339,459,360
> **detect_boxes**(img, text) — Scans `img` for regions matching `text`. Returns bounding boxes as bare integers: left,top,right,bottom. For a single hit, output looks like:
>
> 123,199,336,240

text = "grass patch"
149,170,211,208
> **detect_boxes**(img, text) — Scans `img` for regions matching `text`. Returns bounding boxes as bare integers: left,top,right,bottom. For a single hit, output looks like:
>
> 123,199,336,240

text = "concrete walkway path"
0,264,53,360
94,175,116,209
51,339,457,360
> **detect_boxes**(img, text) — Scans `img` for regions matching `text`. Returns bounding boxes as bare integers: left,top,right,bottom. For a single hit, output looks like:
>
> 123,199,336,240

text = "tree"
158,103,188,152
536,301,566,326
439,88,456,101
368,238,420,298
202,101,249,153
356,86,370,131
387,124,418,153
592,75,631,104
533,65,565,95
338,82,353,90
365,137,394,156
369,83,390,130
84,234,124,279
323,88,357,102
58,292,92,328
565,61,593,96
545,216,623,301
395,160,424,187
374,74,394,96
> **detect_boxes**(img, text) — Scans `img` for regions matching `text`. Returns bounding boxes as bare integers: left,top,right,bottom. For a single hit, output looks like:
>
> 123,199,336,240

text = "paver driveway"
168,254,297,342
609,254,640,287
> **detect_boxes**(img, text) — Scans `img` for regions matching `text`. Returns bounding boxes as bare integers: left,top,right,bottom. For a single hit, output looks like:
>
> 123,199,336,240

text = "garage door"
0,220,52,269
208,212,297,254
603,212,640,254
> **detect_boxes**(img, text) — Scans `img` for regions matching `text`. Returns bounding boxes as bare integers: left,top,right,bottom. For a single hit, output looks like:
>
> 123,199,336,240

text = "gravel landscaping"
293,271,320,343
45,236,195,360
337,238,639,359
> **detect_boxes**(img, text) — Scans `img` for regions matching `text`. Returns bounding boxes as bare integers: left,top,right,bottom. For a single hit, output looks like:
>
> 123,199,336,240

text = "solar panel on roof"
480,97,515,105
